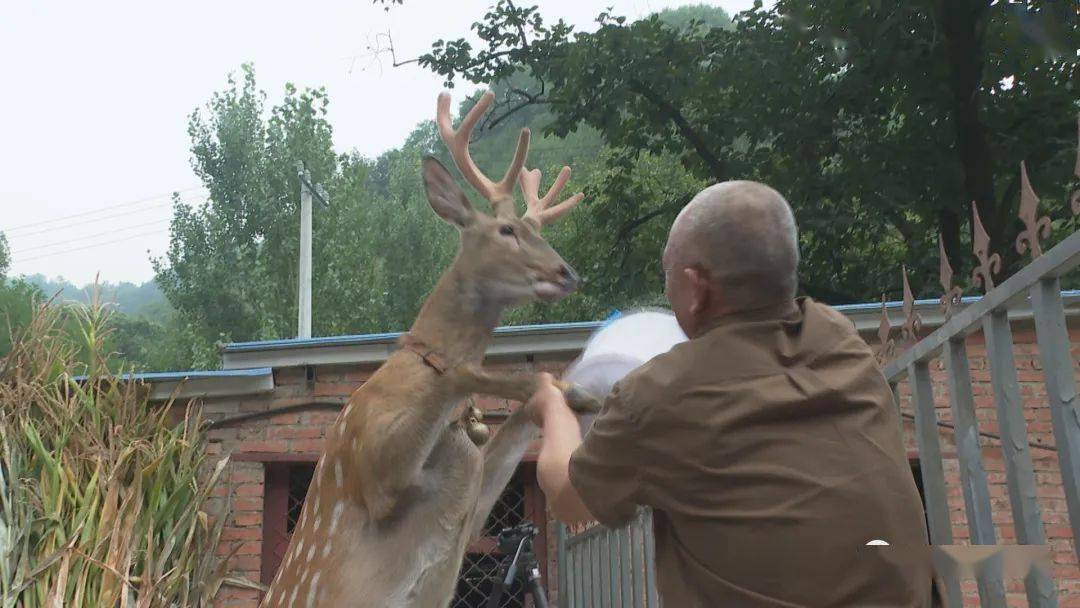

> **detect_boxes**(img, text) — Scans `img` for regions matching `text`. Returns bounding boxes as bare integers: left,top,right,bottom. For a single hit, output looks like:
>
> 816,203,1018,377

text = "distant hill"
24,275,171,317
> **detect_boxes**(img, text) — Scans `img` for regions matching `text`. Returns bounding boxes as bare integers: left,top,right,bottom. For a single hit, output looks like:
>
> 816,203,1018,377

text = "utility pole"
296,162,329,339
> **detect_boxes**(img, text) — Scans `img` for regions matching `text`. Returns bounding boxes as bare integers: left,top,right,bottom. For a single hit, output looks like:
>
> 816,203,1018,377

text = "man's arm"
529,374,594,525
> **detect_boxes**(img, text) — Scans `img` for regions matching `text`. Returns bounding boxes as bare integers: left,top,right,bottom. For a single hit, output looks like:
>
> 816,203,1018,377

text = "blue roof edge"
221,290,1080,354
72,367,273,383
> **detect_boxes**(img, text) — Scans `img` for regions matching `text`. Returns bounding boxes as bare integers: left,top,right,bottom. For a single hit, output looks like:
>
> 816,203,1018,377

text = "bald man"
527,181,936,606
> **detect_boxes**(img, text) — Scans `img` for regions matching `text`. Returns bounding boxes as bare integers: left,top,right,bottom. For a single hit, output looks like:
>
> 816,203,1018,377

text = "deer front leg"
468,403,538,541
450,365,603,414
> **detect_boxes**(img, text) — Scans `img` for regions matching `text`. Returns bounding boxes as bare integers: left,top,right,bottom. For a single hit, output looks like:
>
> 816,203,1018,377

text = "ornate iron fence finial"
877,294,896,364
971,204,1001,292
939,234,962,318
901,265,922,345
1015,161,1051,259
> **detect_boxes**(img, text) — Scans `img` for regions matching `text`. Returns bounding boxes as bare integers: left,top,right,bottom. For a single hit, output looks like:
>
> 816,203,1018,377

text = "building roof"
132,291,1079,400
219,292,1080,371
76,367,275,401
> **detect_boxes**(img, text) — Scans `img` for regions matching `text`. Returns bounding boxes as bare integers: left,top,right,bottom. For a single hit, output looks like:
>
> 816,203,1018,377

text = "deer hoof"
564,384,603,414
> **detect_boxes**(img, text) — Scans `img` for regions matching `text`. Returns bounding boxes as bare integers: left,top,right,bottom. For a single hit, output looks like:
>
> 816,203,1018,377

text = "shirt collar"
695,297,805,337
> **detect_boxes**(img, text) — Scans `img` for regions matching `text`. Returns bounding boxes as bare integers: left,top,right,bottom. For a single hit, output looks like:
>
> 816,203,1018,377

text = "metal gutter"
74,368,276,401
217,291,1080,371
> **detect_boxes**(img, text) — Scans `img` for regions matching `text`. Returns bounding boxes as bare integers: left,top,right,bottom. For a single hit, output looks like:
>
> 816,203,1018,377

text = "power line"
7,201,173,238
2,186,205,234
12,229,172,264
5,191,203,239
10,218,173,255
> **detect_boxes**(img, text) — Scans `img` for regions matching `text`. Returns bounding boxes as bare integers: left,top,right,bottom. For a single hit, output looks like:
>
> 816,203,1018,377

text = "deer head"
423,91,584,305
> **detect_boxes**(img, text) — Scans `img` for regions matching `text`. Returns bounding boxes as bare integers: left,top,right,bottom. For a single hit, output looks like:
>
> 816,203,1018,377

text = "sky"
0,0,761,286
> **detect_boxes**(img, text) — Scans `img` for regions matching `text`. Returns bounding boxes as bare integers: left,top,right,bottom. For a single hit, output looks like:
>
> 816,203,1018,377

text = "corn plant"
0,294,258,607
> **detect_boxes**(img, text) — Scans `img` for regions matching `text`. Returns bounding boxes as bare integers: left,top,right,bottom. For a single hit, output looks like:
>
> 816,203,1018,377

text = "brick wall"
190,326,1079,608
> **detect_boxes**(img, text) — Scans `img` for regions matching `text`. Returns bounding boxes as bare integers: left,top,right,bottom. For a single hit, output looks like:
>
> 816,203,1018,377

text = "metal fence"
879,220,1079,604
556,509,661,608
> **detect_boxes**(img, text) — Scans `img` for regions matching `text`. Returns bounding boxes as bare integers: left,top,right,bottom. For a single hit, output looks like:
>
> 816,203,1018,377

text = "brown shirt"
569,298,935,607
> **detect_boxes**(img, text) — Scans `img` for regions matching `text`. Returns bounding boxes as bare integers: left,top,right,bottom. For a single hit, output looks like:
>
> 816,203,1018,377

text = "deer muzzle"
534,264,579,302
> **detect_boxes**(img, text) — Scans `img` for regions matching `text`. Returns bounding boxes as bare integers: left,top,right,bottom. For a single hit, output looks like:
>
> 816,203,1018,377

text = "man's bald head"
665,180,799,313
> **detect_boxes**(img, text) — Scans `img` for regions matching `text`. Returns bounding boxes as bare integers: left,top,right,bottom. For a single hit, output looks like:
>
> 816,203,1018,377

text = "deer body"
260,91,588,608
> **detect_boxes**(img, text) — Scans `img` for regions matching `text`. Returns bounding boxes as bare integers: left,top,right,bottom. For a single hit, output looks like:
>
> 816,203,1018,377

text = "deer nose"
560,265,580,289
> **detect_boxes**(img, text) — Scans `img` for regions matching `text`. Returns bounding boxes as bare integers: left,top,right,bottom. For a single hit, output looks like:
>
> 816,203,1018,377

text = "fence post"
910,361,964,608
982,310,1058,606
943,338,1007,607
557,523,568,607
1030,279,1080,564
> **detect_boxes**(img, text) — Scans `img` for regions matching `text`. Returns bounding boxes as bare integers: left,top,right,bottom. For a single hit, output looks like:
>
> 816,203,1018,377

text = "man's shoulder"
613,339,700,413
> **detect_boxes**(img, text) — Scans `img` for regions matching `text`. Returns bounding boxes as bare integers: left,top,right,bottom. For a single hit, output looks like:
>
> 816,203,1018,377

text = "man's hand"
526,372,571,427
530,373,595,525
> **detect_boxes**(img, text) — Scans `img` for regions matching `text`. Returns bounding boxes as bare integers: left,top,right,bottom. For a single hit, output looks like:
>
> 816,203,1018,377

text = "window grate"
451,473,528,607
287,464,315,534
479,474,525,538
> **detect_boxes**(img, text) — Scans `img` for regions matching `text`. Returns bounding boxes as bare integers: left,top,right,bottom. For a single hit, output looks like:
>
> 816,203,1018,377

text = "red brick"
234,541,261,556
290,438,326,453
314,382,353,397
237,440,280,453
234,498,261,512
268,412,301,425
230,555,261,572
231,469,263,484
234,512,262,527
222,527,262,541
304,412,339,425
1048,526,1076,538
267,426,324,440
235,484,264,497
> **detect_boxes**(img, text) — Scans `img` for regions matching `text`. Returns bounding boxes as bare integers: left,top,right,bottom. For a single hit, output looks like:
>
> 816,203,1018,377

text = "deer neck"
407,262,504,369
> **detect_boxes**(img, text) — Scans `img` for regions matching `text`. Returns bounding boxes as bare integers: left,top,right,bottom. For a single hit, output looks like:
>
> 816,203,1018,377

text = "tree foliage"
29,1,1074,372
417,0,1079,300
0,232,9,279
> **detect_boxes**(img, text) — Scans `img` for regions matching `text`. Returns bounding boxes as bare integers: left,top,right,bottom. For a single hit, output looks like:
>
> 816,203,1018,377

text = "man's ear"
683,267,711,314
422,156,475,228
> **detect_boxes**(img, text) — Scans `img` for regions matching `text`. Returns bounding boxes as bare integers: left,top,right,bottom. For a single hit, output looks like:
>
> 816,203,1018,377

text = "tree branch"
628,79,725,179
615,195,690,243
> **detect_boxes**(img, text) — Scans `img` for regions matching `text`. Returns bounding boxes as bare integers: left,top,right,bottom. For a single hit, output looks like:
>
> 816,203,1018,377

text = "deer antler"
437,91,529,218
518,166,585,227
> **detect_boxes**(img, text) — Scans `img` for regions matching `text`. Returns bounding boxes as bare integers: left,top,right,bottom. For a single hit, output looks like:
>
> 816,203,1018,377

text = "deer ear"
422,156,474,228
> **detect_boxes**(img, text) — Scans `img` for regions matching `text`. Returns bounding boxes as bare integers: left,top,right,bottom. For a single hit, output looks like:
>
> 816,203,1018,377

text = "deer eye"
499,225,515,237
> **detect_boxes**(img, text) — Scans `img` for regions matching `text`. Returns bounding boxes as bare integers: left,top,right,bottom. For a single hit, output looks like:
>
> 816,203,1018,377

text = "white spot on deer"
321,541,333,559
344,403,353,417
313,514,322,532
305,571,322,608
336,419,346,435
288,585,299,607
295,537,305,559
307,543,316,563
334,459,343,488
329,501,345,534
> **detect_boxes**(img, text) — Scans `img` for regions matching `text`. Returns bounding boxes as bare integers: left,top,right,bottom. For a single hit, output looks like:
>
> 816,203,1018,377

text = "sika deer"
259,91,596,608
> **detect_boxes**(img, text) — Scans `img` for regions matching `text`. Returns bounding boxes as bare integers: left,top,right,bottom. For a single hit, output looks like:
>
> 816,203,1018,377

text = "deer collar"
398,333,450,375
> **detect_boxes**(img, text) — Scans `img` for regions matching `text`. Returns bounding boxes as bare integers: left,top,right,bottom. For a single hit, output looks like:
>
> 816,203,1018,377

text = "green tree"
153,64,339,345
0,232,9,278
415,0,1079,301
153,64,618,348
0,280,40,357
